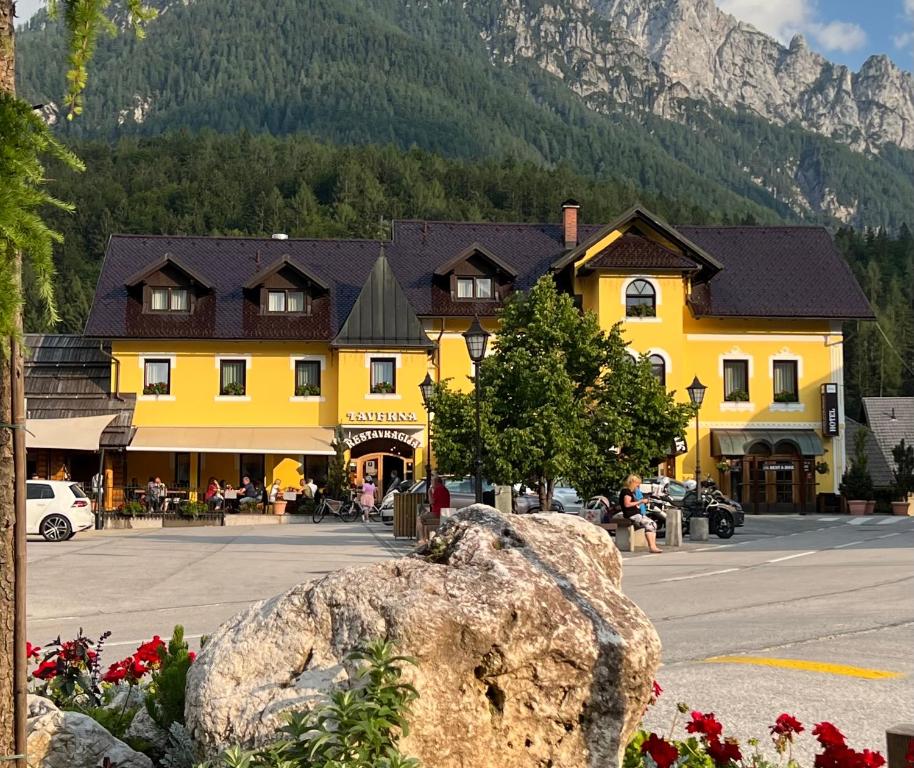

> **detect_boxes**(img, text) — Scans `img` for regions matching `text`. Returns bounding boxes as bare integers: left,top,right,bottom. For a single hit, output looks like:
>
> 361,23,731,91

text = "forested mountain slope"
15,0,914,228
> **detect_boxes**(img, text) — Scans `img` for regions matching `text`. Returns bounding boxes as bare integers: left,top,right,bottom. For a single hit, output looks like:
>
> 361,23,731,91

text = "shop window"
220,359,247,396
295,360,321,396
370,358,396,394
455,276,495,300
149,287,189,313
625,279,656,317
266,290,308,314
773,360,799,402
143,359,171,395
648,354,666,386
723,360,749,402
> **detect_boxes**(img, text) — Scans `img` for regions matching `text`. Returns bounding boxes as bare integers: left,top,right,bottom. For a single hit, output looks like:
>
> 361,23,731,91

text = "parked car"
380,476,495,524
27,480,94,542
513,484,568,514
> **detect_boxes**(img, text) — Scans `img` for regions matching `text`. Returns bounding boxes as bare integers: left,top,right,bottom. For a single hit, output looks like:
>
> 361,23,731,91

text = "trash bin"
393,492,423,539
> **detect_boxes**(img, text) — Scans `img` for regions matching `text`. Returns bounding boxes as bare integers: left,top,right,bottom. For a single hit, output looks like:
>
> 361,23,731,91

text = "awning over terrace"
127,426,335,455
26,415,117,451
711,429,825,457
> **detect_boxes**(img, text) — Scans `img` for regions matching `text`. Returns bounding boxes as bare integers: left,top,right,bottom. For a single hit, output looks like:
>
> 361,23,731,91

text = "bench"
599,515,646,553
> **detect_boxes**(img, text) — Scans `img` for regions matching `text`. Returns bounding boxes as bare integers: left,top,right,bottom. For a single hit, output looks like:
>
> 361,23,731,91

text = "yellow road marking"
703,656,904,680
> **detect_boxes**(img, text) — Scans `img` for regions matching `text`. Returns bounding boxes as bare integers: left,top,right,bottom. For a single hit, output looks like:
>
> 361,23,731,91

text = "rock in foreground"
186,506,661,767
27,695,153,768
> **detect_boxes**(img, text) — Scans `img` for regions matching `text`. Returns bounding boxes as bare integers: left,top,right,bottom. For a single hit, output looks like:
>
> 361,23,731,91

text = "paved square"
27,514,914,755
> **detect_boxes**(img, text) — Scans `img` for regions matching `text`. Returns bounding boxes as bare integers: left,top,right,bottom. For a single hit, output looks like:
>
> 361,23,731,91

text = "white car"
27,480,95,541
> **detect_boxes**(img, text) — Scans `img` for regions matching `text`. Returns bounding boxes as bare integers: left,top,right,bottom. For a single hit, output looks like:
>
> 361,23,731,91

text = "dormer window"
244,255,327,318
435,243,517,304
456,277,494,300
150,287,190,313
267,290,308,314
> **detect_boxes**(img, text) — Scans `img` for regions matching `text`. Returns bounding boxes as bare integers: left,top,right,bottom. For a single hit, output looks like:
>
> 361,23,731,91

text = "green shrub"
892,438,914,501
146,626,195,730
773,391,797,403
180,501,209,519
840,428,874,500
295,384,321,397
204,639,420,768
122,501,146,517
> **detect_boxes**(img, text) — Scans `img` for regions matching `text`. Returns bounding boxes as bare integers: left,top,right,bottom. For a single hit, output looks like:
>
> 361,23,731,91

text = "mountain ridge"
14,0,914,228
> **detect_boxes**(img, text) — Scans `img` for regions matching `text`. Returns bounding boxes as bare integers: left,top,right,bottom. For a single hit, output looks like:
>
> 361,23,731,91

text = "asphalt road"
26,514,913,757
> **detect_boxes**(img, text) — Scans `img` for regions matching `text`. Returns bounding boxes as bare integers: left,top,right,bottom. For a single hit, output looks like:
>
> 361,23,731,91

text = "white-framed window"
294,360,321,396
455,276,495,300
149,287,189,312
219,359,247,396
723,360,749,402
143,359,171,395
648,354,666,386
773,360,799,403
370,358,396,394
266,290,308,313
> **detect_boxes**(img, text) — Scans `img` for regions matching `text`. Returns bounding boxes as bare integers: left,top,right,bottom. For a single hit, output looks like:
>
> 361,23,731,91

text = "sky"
13,0,914,72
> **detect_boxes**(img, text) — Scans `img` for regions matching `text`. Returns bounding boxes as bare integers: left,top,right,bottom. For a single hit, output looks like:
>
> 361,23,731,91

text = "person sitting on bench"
618,474,662,554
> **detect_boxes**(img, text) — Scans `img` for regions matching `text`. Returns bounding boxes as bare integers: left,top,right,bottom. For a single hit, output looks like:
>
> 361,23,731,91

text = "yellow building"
84,204,872,512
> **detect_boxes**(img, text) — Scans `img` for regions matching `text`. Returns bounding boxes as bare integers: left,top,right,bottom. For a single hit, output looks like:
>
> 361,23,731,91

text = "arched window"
626,279,656,317
648,354,666,386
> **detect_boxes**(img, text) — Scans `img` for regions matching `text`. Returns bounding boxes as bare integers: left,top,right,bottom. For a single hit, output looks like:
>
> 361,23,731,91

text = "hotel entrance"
713,429,822,514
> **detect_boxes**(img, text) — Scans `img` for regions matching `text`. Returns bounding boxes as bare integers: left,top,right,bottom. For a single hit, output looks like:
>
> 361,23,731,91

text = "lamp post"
419,372,434,494
463,316,490,503
687,376,707,485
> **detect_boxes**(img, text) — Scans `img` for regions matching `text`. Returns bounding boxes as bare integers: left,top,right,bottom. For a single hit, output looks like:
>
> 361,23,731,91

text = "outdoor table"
223,489,239,512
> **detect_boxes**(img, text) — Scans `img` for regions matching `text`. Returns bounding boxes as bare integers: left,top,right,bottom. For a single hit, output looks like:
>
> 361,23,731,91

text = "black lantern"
462,316,490,363
463,317,490,503
686,376,707,486
419,373,434,409
419,373,434,493
687,376,707,409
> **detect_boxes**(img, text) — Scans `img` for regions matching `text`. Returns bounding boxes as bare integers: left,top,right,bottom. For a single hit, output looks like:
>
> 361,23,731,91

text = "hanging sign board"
820,383,839,437
343,428,422,451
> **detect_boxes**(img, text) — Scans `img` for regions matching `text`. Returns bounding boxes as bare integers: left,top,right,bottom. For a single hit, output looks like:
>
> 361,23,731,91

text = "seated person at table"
268,480,281,504
299,477,313,499
205,477,224,510
238,475,259,508
146,476,166,513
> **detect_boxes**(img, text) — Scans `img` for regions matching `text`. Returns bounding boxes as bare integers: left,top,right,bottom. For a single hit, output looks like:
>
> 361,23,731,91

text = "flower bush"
626,687,886,768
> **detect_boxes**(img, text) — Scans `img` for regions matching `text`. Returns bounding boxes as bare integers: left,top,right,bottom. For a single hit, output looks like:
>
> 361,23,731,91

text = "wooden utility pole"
0,2,29,765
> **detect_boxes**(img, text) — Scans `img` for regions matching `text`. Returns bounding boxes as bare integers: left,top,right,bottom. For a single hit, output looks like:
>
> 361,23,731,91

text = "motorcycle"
681,487,737,539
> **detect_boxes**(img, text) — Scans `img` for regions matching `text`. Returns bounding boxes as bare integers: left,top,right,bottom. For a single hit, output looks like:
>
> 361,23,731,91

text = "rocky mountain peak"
476,0,914,152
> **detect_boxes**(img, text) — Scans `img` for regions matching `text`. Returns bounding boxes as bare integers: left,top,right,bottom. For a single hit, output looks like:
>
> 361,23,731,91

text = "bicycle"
357,501,383,523
312,497,359,523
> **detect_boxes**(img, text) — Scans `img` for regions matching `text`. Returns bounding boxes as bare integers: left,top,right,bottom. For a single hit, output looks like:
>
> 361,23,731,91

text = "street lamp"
463,316,490,503
419,372,434,494
687,376,707,485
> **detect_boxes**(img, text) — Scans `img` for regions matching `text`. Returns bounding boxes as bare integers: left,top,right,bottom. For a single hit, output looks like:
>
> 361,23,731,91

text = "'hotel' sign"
820,384,839,437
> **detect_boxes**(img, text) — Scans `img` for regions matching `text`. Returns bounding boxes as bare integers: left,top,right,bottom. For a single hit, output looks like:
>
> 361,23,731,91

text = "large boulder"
27,695,153,768
186,506,660,767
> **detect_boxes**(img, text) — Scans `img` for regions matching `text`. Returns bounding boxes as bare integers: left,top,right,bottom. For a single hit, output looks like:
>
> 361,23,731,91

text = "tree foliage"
430,276,692,507
0,92,83,340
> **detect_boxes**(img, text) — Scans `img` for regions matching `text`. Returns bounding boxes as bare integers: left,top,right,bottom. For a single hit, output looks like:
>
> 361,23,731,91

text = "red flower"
686,711,724,740
133,636,165,665
652,680,663,699
188,651,197,663
101,662,127,684
905,738,914,768
642,732,680,768
707,738,742,767
858,750,885,768
771,713,804,738
32,659,59,680
26,642,41,660
814,722,847,749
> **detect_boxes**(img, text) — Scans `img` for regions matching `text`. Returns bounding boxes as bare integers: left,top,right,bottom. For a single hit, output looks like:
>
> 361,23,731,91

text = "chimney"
562,199,580,248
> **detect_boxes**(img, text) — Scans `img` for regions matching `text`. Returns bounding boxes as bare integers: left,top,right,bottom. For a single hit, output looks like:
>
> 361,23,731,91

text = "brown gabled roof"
433,242,519,278
84,210,874,339
582,233,700,272
124,252,213,289
552,205,724,274
242,254,330,291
